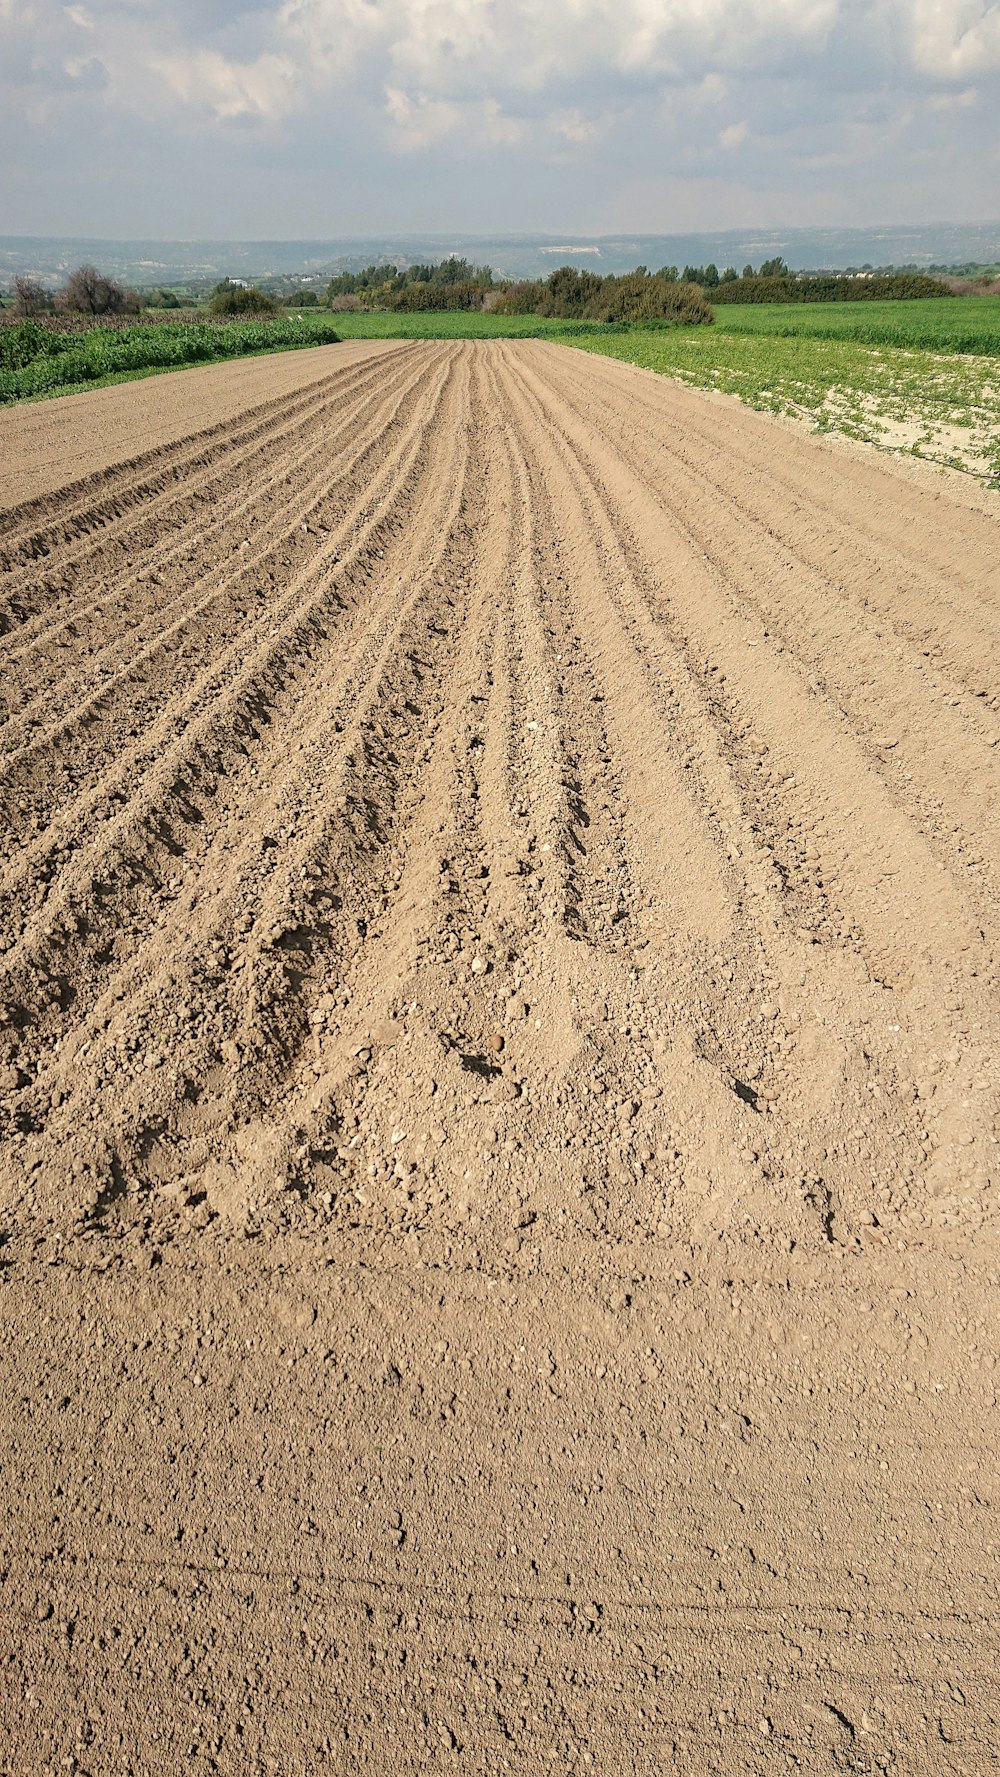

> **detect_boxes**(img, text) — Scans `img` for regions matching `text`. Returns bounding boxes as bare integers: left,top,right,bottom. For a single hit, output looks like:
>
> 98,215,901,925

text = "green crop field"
317,295,1000,356
314,312,601,340
714,296,1000,355
0,314,341,403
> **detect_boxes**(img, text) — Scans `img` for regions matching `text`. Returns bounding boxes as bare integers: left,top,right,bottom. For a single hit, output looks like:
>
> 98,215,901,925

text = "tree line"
321,254,946,315
323,257,713,323
711,270,946,304
10,265,142,318
326,257,493,298
6,254,952,328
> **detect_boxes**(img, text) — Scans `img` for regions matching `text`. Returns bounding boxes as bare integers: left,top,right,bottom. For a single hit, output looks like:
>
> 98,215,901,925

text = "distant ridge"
3,222,999,287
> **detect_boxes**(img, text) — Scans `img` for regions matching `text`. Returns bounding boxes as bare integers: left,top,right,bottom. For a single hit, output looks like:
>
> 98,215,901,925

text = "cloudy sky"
2,0,999,238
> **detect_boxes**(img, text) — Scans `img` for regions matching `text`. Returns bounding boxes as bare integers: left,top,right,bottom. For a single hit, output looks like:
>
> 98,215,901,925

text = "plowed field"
1,339,998,1773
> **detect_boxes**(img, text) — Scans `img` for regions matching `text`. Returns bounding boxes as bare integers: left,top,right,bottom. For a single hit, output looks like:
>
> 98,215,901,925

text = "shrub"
489,266,713,327
59,265,139,316
12,276,54,318
584,273,714,325
542,265,603,316
209,285,280,316
385,280,489,313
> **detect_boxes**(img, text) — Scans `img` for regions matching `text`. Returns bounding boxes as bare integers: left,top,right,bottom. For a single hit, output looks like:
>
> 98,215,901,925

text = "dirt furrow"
2,347,480,1233
565,344,1000,654
1,340,998,1777
0,344,406,570
0,349,461,1158
0,346,421,699
0,348,441,835
545,347,1000,927
498,345,850,1245
0,345,453,904
509,341,999,1238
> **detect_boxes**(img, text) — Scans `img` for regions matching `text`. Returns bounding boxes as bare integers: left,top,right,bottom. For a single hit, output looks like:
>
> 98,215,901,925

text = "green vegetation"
712,272,945,305
489,267,713,325
0,314,339,403
208,282,281,316
323,256,712,325
714,295,1000,354
639,259,944,302
926,261,1000,279
325,311,602,339
326,257,493,303
568,322,1000,485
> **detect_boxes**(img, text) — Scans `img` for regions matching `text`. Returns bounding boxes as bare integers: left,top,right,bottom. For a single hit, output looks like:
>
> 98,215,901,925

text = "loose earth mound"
1,340,997,1772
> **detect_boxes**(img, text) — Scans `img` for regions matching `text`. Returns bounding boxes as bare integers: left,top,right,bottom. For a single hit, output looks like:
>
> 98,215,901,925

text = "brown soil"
1,339,998,1774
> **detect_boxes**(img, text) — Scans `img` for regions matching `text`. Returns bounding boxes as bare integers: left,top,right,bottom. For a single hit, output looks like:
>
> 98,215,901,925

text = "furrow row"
0,345,417,674
0,344,406,573
2,346,483,1234
0,350,459,1127
0,346,440,791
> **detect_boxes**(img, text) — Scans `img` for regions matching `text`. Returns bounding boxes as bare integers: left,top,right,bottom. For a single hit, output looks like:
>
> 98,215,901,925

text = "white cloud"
4,0,999,141
281,0,841,102
151,47,295,121
383,84,460,147
719,118,749,149
384,85,526,151
928,85,979,109
2,0,1000,234
909,0,1000,77
552,107,604,145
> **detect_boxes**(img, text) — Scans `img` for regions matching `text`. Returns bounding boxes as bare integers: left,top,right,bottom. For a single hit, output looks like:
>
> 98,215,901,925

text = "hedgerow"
490,267,714,326
712,273,946,304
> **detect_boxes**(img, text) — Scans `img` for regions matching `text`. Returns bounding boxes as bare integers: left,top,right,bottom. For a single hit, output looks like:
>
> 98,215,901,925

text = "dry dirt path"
0,338,998,1774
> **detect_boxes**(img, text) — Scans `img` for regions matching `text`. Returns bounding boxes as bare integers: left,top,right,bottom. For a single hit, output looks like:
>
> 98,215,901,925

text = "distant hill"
3,223,1000,289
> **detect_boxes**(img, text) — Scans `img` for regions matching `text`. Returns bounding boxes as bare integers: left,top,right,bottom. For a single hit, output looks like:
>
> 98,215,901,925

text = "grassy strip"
566,327,1000,484
0,316,340,404
306,297,1000,355
715,295,1000,355
322,312,615,340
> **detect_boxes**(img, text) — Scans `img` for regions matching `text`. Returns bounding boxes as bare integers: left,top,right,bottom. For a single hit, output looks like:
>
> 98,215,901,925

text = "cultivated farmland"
330,297,1000,480
1,338,998,1770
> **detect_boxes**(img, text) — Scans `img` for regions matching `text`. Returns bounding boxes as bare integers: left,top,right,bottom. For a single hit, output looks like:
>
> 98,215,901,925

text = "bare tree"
59,264,138,316
12,275,53,318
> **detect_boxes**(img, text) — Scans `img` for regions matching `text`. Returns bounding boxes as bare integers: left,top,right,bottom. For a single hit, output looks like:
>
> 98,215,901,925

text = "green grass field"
320,312,601,340
317,296,1000,355
714,295,1000,355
